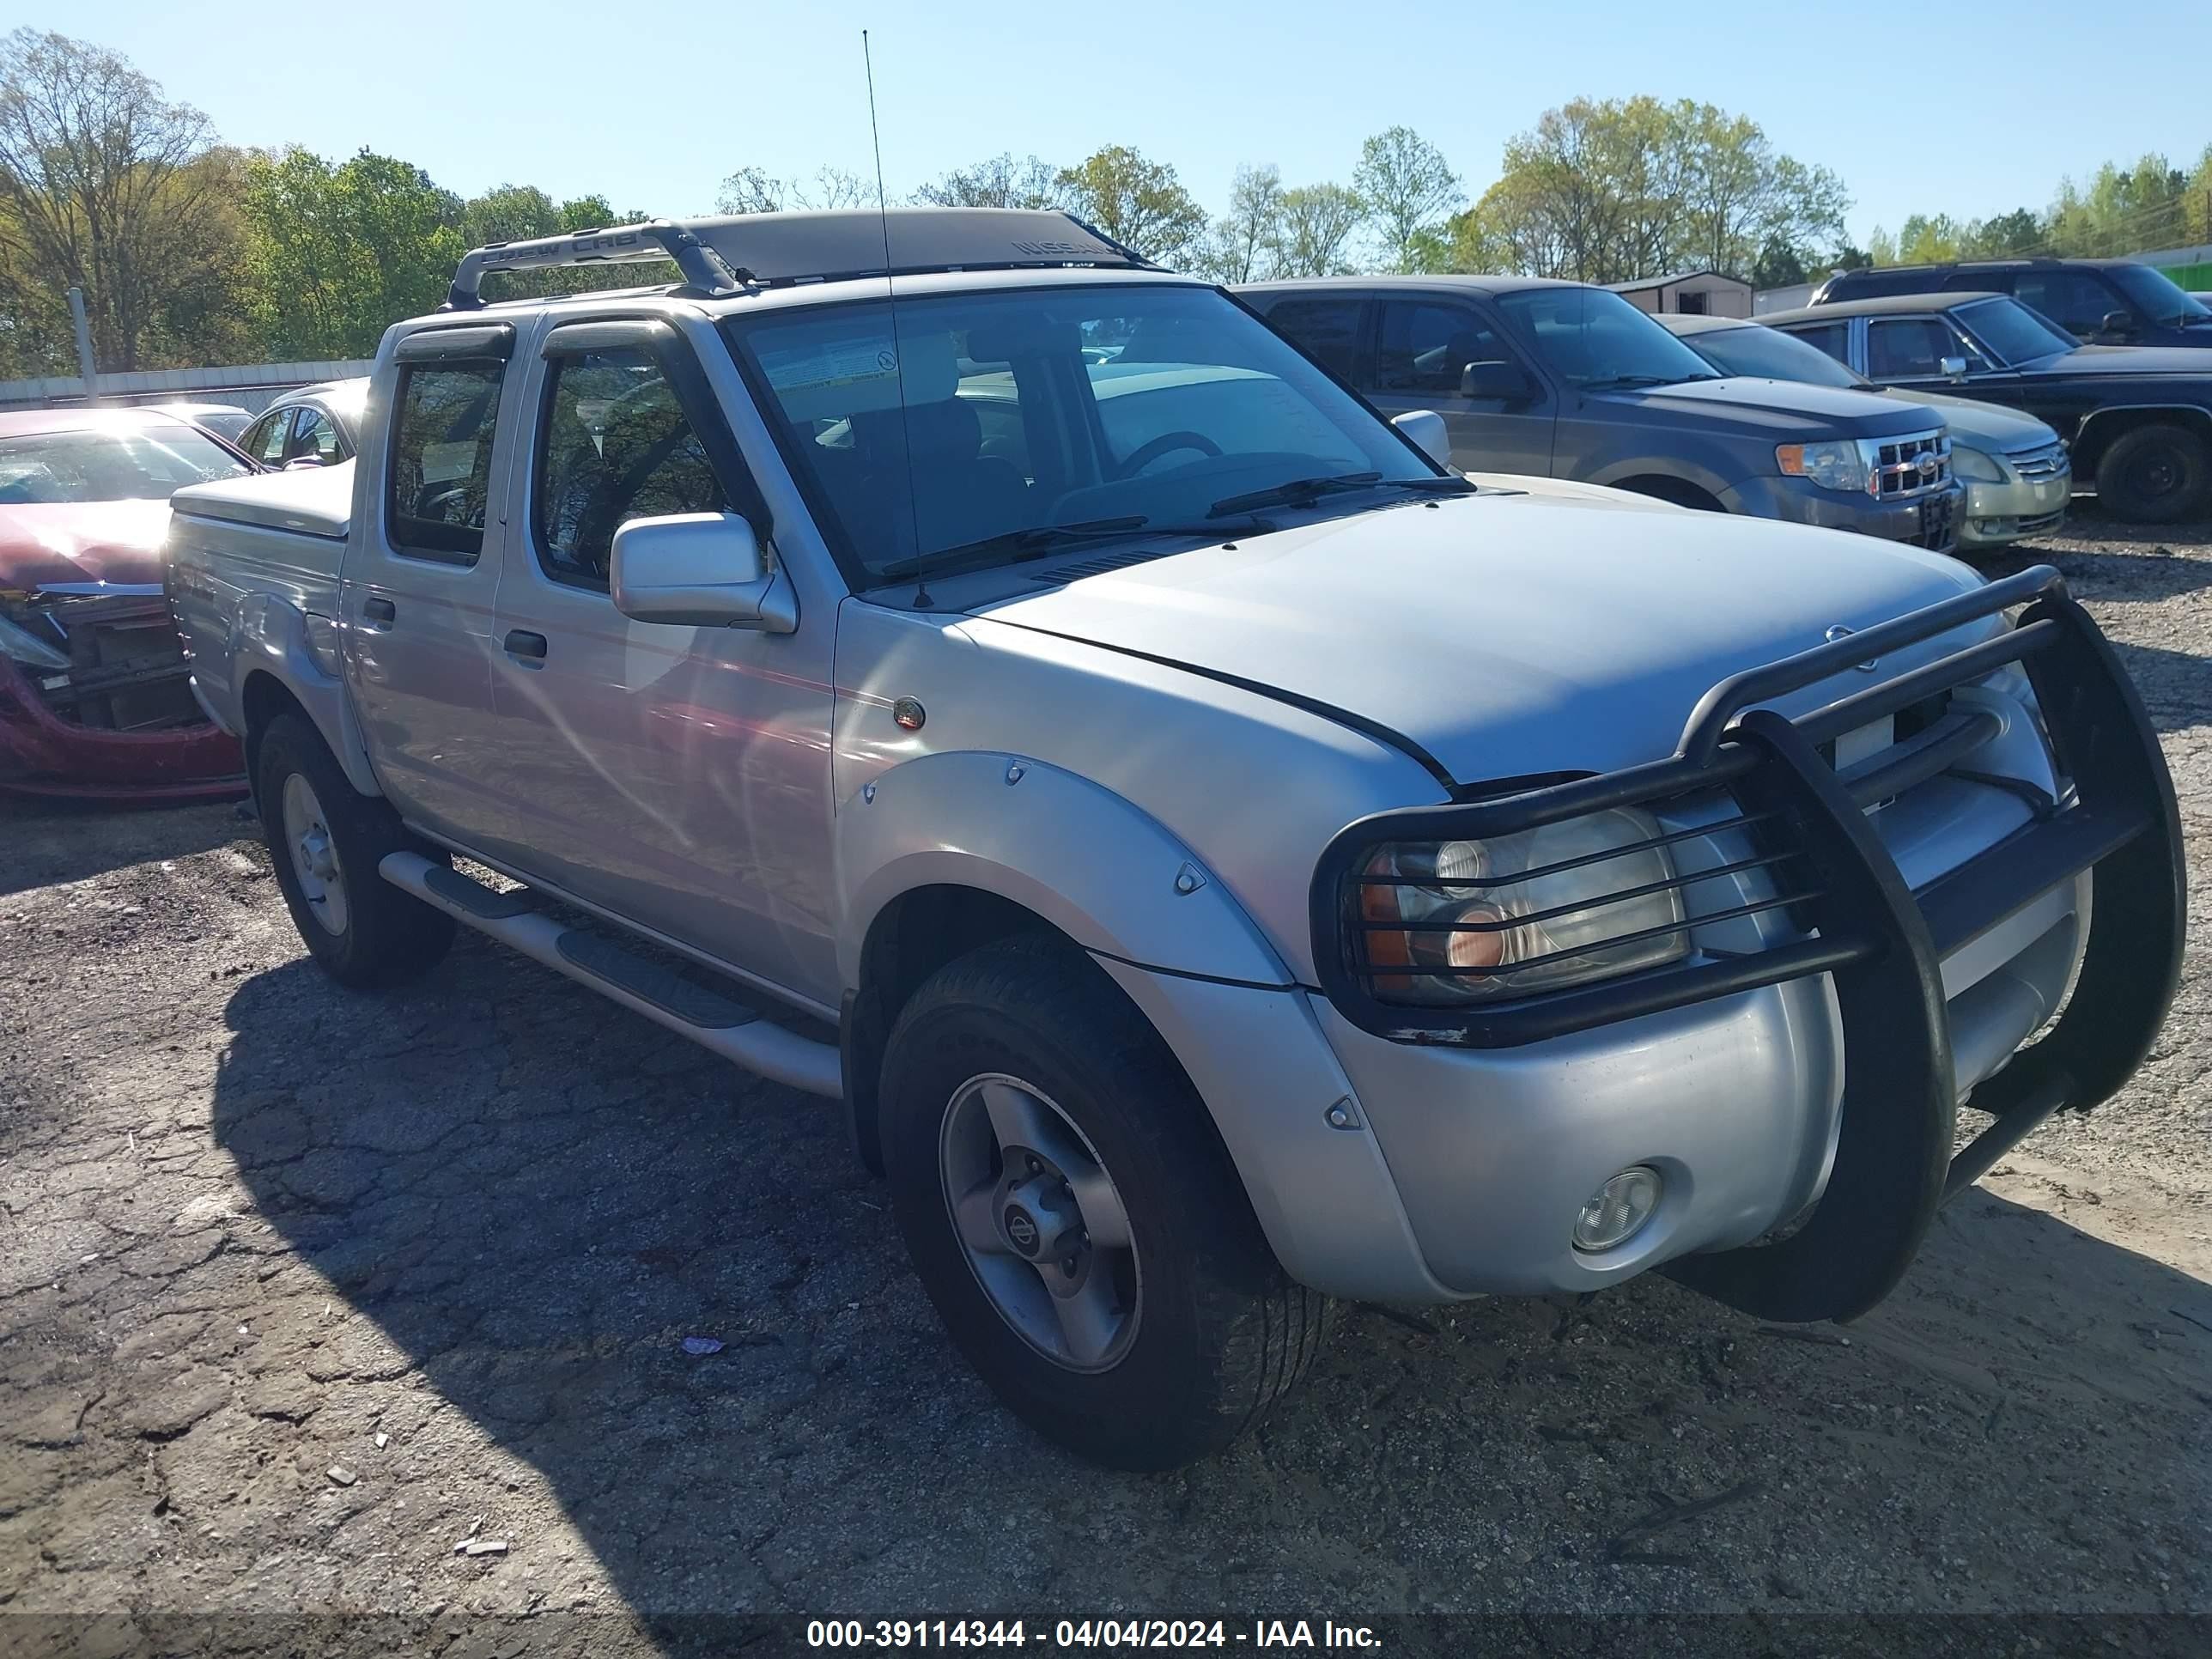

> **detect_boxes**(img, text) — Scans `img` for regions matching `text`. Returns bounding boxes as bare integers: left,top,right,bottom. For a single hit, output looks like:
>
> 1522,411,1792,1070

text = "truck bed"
166,462,356,740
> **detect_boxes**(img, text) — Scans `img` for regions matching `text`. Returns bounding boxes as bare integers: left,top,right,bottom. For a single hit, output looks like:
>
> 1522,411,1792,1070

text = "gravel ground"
3,510,2209,1653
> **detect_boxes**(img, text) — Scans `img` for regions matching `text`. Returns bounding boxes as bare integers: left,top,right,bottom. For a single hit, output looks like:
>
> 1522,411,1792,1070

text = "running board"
380,852,842,1099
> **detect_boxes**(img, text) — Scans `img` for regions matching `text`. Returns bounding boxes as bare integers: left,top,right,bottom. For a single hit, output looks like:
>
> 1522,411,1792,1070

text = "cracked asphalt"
2,512,2209,1655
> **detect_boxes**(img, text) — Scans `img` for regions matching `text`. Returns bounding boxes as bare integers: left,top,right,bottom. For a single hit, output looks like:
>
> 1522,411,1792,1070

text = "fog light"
1573,1166,1662,1253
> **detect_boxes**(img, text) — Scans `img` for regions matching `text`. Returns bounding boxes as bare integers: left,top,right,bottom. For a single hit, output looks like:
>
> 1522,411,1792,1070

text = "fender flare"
232,592,382,797
1586,456,1736,504
836,750,1291,990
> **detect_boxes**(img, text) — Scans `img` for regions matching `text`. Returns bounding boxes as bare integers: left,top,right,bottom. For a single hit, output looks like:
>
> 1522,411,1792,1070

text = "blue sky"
40,1,2212,250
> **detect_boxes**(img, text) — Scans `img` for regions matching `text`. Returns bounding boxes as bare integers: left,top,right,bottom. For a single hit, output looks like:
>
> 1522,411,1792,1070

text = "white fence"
0,360,373,416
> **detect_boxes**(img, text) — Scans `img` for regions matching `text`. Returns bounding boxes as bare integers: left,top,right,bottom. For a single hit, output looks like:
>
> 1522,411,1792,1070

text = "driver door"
474,314,839,1001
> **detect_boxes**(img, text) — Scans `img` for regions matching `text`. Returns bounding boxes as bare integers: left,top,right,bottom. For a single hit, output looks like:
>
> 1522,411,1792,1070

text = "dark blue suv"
1811,258,2212,350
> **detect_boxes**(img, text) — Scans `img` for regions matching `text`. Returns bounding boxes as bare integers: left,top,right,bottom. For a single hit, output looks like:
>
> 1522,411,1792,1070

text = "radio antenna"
863,27,932,609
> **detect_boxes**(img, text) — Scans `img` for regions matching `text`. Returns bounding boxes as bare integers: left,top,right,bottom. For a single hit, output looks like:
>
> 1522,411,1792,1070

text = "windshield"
1680,323,1868,389
0,423,250,505
1955,297,2077,366
1494,288,1721,389
2106,264,2212,328
726,284,1438,586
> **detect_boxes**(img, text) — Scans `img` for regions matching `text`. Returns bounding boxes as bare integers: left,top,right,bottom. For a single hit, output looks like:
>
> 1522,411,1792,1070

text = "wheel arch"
1607,472,1728,511
835,751,1294,1172
2070,404,2212,477
231,592,381,799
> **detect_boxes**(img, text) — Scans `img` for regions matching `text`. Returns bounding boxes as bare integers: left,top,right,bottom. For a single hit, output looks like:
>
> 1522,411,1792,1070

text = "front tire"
881,937,1329,1469
256,713,455,988
2094,423,2209,524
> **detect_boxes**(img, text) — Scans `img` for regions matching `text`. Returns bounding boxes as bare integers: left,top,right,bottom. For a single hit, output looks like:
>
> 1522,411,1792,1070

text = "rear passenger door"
479,314,838,1001
1365,296,1554,476
339,324,519,841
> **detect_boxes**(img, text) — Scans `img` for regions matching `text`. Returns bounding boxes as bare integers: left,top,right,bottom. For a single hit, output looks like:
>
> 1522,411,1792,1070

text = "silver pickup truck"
166,208,2185,1470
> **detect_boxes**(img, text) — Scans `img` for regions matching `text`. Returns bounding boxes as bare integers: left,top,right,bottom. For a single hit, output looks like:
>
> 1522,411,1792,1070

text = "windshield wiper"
873,514,1274,584
1582,372,1715,391
1206,471,1472,519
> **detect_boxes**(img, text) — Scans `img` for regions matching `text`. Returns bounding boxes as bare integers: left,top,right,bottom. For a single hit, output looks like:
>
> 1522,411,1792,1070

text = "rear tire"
256,713,455,988
881,937,1330,1469
2094,423,2209,524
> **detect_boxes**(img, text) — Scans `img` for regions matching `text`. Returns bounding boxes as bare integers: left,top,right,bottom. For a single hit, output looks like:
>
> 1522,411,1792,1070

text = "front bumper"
1727,475,1963,554
1297,566,2183,1321
0,652,246,804
1960,468,2072,549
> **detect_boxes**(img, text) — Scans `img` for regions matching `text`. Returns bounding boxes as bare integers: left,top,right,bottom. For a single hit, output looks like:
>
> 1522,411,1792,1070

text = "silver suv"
166,210,2185,1468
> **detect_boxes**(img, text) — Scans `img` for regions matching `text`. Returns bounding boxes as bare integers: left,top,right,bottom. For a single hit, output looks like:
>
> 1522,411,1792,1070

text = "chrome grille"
2008,443,2069,482
1872,430,1951,499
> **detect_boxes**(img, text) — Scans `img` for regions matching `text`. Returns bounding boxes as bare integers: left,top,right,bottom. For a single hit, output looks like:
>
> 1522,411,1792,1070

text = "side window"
1866,319,1954,380
1261,296,1368,382
2012,271,2120,337
244,410,293,466
1375,301,1510,397
1781,322,1851,364
533,346,727,589
387,361,507,562
295,410,344,465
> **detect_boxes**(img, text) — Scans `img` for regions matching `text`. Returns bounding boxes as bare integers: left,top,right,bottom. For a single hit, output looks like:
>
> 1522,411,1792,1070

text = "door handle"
362,597,396,627
503,629,548,662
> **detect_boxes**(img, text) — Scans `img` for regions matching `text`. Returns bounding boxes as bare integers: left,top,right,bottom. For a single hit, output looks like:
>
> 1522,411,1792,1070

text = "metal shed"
1608,270,1754,319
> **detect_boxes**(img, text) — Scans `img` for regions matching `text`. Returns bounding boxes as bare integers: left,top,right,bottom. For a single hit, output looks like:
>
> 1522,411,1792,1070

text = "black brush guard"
1309,565,2185,1322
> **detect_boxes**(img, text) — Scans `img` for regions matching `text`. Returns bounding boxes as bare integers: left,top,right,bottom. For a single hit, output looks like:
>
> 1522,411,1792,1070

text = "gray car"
234,379,368,471
1658,313,2070,550
1239,276,1966,553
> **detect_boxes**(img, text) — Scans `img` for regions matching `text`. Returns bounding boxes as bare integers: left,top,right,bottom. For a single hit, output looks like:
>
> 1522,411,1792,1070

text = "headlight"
1951,446,2006,483
1775,439,1871,494
0,613,70,672
1352,807,1692,1004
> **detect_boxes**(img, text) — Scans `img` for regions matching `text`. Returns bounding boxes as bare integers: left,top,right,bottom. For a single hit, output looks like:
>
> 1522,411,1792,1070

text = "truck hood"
2041,344,2212,380
967,491,1985,787
0,501,173,590
1598,375,1934,440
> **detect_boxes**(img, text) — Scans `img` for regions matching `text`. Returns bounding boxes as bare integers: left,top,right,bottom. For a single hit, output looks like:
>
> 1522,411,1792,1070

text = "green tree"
1353,126,1458,272
1183,163,1285,284
241,148,466,359
912,154,1061,210
1465,96,1846,284
1054,146,1207,264
1964,207,2044,258
0,28,244,372
1750,237,1807,289
1270,182,1366,277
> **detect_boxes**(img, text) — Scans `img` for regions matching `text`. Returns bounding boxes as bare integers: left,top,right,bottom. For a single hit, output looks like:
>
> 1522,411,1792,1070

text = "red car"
0,407,255,804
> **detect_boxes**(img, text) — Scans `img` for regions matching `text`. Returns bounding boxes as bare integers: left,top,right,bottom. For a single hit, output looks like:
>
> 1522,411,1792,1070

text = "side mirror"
2099,309,2136,340
610,512,796,632
1459,359,1534,403
1939,356,1969,382
1390,410,1454,469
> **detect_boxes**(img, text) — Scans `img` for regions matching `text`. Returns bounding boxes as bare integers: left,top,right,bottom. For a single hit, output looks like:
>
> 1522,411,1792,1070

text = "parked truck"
166,209,2185,1470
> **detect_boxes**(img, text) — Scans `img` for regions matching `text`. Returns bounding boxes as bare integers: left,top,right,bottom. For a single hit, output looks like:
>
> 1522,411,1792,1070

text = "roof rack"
442,208,1157,311
444,221,746,310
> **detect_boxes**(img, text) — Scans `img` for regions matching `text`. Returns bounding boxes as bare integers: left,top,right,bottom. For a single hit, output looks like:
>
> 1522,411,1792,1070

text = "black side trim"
555,931,761,1030
986,619,1464,799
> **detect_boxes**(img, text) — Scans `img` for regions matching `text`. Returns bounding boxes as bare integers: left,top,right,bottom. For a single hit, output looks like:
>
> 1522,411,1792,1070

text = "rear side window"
1261,296,1368,381
1782,321,1851,364
387,362,506,562
534,346,728,589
